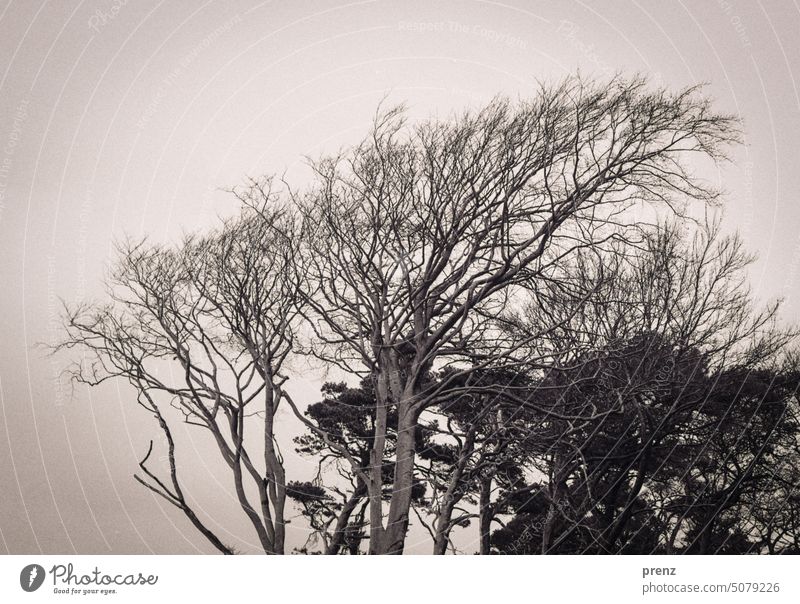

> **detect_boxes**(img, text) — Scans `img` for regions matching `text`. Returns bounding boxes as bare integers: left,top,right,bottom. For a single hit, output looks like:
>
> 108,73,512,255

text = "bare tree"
289,75,740,553
58,203,299,554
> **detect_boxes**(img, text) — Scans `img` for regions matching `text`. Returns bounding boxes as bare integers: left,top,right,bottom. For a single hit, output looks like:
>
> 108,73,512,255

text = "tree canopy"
59,75,799,555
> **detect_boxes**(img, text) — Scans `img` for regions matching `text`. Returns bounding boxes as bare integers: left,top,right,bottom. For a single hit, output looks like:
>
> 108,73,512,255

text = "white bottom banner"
1,555,796,603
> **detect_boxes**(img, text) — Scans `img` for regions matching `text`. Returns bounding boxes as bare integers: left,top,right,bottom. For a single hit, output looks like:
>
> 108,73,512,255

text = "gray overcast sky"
1,0,799,554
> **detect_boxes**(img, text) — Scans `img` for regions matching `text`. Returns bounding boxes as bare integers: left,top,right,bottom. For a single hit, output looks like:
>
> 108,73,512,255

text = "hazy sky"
1,0,800,555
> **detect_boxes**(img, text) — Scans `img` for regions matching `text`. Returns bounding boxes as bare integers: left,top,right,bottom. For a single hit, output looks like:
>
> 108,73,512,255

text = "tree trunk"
378,403,418,554
367,371,390,554
433,430,475,555
263,383,286,554
696,514,716,554
266,459,286,554
349,501,369,555
542,464,568,555
326,482,366,555
479,475,493,554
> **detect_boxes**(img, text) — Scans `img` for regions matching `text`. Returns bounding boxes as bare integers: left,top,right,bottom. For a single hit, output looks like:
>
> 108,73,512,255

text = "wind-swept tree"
492,221,799,554
58,204,300,554
291,75,740,553
58,75,787,556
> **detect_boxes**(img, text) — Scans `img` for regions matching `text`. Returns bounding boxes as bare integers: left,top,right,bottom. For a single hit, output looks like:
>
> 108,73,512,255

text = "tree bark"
379,403,419,554
432,431,475,555
367,371,389,554
478,475,493,555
